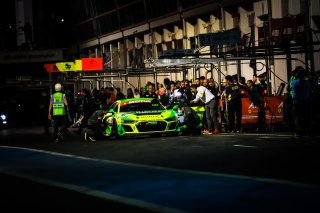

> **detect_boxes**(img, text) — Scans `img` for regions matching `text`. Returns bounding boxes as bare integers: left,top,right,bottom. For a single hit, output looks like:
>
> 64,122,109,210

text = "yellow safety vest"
51,92,66,116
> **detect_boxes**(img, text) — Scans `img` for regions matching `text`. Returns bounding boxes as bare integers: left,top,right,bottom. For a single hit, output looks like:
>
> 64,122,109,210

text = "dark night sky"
0,0,73,32
1,1,15,28
0,1,71,81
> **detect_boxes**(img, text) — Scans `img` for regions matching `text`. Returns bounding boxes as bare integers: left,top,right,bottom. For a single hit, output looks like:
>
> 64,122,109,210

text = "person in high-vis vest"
48,83,72,142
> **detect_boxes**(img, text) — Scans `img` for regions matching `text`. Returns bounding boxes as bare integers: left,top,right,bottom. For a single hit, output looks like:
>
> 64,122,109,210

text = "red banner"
44,64,59,73
82,57,103,71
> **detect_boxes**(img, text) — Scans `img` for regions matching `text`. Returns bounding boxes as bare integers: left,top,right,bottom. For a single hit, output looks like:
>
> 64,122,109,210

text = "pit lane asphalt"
1,126,320,212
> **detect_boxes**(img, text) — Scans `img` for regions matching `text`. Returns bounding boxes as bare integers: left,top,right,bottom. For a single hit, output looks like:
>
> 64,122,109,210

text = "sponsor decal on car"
120,100,152,106
139,115,162,118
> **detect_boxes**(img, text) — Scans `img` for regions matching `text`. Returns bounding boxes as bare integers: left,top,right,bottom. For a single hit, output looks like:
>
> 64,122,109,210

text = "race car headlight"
0,114,6,121
165,116,177,122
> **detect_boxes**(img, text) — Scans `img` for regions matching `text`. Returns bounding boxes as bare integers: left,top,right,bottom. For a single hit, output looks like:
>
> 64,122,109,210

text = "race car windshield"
120,100,165,112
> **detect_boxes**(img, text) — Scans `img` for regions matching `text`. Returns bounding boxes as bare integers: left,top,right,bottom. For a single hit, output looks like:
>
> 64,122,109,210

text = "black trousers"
292,99,311,135
52,115,68,138
87,123,105,139
227,100,242,132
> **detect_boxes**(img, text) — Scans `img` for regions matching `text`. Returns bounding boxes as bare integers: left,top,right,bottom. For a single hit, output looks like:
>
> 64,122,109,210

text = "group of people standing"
141,77,220,135
44,75,256,142
45,64,316,142
141,75,246,135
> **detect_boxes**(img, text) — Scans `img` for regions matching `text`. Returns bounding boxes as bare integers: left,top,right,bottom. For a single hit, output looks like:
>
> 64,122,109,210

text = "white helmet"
54,83,62,92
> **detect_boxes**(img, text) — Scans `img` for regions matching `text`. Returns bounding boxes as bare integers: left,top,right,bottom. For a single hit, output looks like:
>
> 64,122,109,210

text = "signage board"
44,64,60,73
55,62,75,72
82,57,103,71
75,60,82,71
159,49,194,57
199,30,242,46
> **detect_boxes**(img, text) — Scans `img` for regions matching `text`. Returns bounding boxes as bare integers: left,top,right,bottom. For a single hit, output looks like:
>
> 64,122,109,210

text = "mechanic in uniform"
223,75,242,133
83,104,109,142
178,102,201,136
48,83,72,142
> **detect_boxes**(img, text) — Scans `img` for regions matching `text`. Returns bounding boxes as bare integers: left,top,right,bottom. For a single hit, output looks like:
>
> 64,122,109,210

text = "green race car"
103,98,180,137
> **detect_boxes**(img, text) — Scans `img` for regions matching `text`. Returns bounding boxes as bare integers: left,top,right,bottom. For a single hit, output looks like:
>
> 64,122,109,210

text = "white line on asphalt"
1,145,319,189
232,145,257,148
259,136,292,139
0,170,189,213
238,133,294,137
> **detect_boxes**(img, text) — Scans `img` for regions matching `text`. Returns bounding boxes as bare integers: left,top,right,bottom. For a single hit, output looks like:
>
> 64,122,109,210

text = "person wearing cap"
190,84,219,135
48,83,72,143
178,103,201,136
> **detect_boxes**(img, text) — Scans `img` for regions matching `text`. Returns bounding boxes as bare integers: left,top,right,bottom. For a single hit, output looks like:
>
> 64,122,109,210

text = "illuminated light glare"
3,121,7,124
0,114,6,120
175,92,182,97
61,19,64,22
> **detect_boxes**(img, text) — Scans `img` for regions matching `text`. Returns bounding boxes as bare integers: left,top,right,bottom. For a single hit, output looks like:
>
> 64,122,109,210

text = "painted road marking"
233,145,257,148
1,145,320,213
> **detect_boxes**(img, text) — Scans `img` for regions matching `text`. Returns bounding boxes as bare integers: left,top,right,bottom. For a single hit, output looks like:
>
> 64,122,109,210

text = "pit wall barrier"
220,96,285,125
